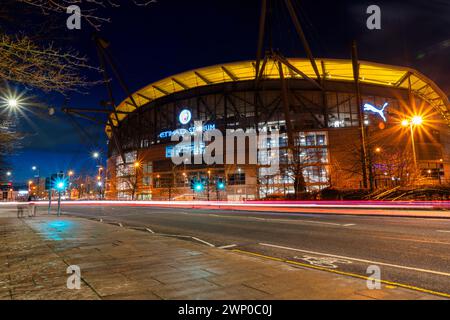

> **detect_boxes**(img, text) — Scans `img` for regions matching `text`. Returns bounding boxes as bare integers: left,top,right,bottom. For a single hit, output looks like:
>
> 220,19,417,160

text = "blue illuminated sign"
363,102,388,122
159,124,216,139
179,109,192,124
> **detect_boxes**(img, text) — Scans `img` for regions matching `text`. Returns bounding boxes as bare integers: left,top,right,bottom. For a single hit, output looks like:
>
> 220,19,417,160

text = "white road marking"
259,218,354,227
259,242,450,277
202,213,355,227
294,255,352,269
118,223,123,227
437,230,450,233
191,237,215,247
146,228,155,234
218,244,237,249
99,218,103,222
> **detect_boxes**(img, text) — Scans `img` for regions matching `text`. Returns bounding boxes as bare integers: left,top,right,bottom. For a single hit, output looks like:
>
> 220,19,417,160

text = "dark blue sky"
7,0,450,183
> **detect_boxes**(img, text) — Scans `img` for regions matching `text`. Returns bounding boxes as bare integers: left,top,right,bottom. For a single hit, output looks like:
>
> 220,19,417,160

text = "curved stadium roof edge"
106,58,450,135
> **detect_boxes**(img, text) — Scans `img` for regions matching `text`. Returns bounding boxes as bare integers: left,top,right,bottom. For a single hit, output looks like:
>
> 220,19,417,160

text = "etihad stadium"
104,58,450,200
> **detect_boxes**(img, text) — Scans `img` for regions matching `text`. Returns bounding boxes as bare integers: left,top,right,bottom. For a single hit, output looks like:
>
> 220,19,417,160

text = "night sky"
6,0,449,183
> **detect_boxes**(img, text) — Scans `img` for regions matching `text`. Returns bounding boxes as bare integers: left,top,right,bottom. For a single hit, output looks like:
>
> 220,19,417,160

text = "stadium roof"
106,58,450,135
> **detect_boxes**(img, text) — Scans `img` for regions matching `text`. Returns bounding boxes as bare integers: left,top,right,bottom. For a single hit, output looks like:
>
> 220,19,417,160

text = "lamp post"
401,115,423,173
68,170,74,200
134,161,140,200
92,152,104,199
32,166,40,198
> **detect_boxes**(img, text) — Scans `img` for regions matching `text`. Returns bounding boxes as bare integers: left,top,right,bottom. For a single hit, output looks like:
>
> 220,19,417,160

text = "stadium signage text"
159,124,216,139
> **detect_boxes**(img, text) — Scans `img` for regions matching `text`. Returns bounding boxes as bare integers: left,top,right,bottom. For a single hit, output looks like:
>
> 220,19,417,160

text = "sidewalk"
0,214,443,300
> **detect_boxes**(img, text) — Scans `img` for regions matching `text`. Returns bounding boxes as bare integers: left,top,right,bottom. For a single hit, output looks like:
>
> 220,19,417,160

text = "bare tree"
0,1,155,93
17,0,156,30
0,34,99,93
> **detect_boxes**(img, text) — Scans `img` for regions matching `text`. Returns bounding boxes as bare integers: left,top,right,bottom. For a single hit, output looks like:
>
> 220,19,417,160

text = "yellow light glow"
401,119,409,127
411,116,423,126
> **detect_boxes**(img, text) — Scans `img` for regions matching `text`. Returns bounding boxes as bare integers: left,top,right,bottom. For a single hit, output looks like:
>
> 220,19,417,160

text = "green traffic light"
194,183,204,192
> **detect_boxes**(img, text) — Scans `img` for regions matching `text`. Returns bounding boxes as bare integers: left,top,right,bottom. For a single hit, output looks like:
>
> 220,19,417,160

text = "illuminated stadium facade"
105,58,450,200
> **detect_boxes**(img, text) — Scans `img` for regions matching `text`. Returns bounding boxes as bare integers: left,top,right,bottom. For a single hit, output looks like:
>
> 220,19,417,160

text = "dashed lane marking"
218,244,237,249
191,237,215,247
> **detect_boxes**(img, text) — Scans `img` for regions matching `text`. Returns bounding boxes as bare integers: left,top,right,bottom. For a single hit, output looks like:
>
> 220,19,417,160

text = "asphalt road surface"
46,205,450,296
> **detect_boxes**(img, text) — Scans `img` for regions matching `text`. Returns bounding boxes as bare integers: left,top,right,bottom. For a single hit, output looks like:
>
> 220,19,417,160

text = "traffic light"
45,177,51,191
216,178,225,190
51,172,67,192
194,180,204,192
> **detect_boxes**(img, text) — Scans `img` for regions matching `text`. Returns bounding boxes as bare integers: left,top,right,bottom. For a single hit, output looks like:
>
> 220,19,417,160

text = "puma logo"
363,102,388,122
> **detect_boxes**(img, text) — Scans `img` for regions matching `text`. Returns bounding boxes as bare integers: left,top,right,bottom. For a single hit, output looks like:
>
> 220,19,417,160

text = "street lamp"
92,151,100,159
411,116,423,126
401,115,424,171
7,98,18,108
6,171,11,176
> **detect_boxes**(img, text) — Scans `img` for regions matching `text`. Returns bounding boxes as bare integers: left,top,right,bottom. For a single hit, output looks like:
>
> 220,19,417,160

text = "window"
142,176,152,186
228,173,245,185
143,162,153,174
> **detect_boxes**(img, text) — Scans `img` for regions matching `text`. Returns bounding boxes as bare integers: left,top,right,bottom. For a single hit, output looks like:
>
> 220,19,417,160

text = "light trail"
1,200,449,211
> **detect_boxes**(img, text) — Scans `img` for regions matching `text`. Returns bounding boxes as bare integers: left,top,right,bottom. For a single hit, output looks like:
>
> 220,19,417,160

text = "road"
44,204,450,296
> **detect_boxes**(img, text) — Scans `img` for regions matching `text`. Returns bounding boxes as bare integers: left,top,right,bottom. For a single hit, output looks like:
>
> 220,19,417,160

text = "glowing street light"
1,91,25,111
92,152,100,159
411,116,423,126
6,171,11,176
68,170,74,177
375,147,381,153
7,98,18,108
